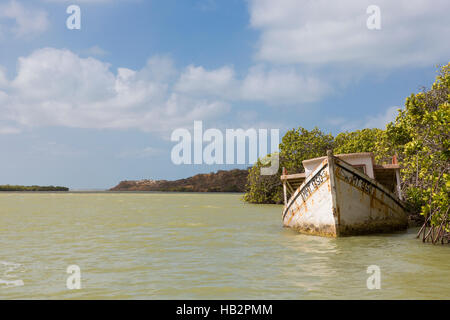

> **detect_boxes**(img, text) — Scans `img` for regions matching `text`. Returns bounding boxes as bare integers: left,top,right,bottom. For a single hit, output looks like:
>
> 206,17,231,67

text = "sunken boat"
281,151,408,237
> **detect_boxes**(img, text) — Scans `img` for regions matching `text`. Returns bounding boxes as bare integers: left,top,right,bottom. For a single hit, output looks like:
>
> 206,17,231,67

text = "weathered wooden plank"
280,173,306,181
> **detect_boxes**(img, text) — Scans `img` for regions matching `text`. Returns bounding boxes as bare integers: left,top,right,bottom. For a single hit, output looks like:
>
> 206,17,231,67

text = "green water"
0,192,448,299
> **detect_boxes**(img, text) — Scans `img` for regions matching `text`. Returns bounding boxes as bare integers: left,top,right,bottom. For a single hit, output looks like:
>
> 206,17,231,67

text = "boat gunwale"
333,157,405,210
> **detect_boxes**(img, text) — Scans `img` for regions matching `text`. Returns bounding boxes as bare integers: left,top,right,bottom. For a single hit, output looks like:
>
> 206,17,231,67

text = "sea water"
0,192,448,299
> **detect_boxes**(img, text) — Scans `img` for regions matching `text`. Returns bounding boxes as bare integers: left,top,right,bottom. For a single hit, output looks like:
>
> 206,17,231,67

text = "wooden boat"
281,151,408,237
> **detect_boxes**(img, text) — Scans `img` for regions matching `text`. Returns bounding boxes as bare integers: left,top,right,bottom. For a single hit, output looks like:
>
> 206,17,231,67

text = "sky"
0,0,449,189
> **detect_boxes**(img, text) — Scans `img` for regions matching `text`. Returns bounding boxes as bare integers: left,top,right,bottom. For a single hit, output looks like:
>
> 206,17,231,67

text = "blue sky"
0,0,449,189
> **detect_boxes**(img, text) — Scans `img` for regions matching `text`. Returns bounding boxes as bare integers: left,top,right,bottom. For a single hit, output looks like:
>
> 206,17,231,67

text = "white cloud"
0,67,9,87
42,0,140,4
197,0,218,12
137,55,177,83
30,141,86,157
117,146,163,159
82,45,108,57
175,65,237,98
249,0,450,68
240,65,330,105
0,48,229,133
0,47,333,135
175,64,330,105
0,1,49,37
0,126,21,134
328,106,400,131
364,106,399,129
43,0,118,3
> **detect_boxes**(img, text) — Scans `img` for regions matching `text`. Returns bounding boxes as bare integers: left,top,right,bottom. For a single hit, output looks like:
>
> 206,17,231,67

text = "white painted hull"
282,155,408,237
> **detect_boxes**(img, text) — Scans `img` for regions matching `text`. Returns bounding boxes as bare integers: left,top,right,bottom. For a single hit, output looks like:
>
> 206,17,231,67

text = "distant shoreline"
0,168,250,193
0,190,246,195
0,185,69,192
109,169,249,193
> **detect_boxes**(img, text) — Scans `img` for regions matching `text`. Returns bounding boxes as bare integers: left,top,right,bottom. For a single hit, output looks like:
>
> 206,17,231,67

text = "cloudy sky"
0,0,449,189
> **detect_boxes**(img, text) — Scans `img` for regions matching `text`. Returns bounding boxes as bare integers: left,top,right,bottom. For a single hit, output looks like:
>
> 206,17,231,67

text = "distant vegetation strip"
0,185,69,191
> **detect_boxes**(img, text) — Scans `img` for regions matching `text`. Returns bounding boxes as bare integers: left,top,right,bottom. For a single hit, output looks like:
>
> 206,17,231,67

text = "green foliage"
383,63,450,228
334,128,384,155
0,185,69,192
280,127,334,173
243,154,283,204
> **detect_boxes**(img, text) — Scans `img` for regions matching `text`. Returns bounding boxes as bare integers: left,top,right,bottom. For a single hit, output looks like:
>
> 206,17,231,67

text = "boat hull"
282,155,408,237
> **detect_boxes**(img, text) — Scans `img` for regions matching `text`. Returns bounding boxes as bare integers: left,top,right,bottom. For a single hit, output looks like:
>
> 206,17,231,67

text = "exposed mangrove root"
417,208,450,245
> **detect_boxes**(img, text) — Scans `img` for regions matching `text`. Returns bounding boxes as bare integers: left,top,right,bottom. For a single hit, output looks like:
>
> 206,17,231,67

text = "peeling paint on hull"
282,155,408,237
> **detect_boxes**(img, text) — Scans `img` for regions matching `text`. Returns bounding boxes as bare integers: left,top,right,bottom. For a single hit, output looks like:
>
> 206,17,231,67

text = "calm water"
0,192,448,299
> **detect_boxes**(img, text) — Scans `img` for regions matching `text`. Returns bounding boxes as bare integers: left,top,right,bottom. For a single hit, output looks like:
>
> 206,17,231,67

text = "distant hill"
110,169,249,192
